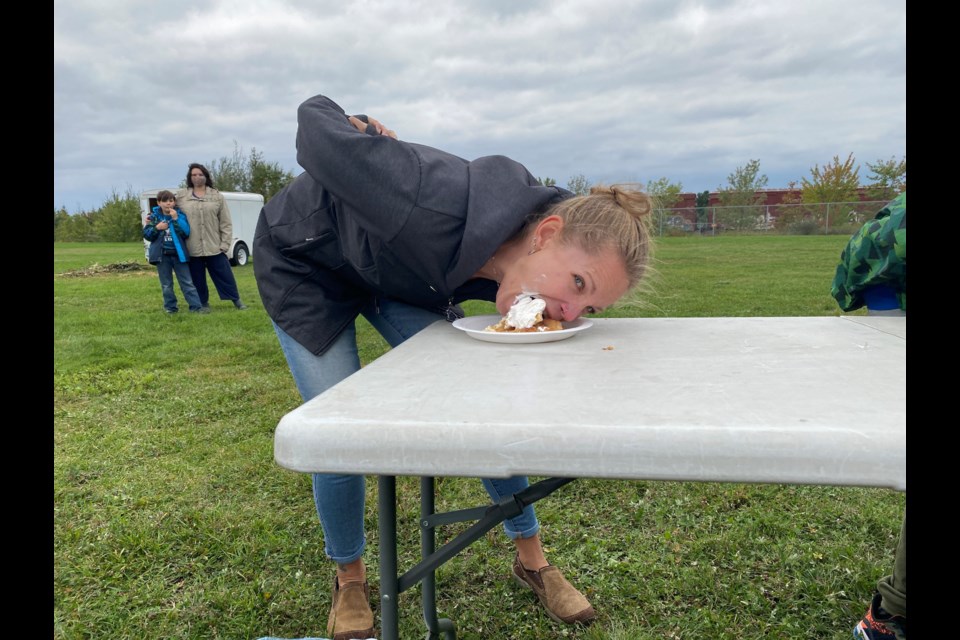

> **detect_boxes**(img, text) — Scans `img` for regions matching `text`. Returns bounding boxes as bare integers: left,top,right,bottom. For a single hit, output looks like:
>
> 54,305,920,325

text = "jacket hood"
443,156,569,290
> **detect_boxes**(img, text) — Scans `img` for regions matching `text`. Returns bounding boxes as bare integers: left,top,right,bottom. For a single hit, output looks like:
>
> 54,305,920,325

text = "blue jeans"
156,256,203,312
188,252,240,305
273,297,540,565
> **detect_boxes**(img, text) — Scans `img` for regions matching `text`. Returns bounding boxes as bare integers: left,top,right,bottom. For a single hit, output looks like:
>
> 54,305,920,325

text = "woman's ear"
534,215,565,249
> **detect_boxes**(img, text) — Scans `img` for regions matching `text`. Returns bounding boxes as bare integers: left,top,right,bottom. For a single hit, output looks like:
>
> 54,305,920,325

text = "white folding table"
274,316,906,639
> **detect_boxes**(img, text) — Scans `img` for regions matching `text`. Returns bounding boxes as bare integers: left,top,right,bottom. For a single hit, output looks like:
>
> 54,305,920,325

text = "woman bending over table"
254,94,656,640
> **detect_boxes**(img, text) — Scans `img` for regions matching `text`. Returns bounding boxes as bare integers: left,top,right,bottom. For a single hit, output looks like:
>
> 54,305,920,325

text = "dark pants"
188,252,240,305
878,510,906,618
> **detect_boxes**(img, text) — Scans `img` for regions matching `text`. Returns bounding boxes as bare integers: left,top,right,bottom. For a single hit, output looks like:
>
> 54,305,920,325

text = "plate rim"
451,314,593,341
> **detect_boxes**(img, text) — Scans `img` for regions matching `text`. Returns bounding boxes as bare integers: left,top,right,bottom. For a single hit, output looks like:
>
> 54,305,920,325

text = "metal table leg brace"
377,476,577,640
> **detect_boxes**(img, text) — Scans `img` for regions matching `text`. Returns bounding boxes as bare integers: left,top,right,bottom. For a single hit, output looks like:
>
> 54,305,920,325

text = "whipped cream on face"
504,293,546,329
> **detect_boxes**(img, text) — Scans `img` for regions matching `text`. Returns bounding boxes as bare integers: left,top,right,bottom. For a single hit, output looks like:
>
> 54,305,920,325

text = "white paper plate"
451,315,593,344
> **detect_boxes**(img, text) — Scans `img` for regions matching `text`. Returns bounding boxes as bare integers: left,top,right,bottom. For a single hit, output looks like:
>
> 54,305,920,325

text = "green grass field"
54,238,901,640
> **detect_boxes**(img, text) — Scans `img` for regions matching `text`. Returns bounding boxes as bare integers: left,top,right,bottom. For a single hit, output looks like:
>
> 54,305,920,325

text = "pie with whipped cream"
484,294,564,332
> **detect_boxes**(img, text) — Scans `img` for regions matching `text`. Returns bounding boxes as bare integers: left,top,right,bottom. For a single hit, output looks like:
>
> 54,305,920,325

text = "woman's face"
496,218,630,321
190,168,207,188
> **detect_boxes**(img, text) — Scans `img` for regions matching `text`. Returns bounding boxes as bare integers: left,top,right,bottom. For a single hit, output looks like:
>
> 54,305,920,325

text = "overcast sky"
54,0,905,214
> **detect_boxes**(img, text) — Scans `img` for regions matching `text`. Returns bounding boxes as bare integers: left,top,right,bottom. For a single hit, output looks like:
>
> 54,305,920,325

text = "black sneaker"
190,307,211,314
165,309,178,314
853,593,907,640
233,300,249,310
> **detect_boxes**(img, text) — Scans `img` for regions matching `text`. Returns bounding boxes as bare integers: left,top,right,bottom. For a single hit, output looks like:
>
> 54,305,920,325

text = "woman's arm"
216,194,233,253
294,94,420,242
143,215,160,241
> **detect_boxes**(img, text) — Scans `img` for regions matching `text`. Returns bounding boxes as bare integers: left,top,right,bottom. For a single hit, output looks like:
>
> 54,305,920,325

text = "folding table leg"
381,476,575,638
378,476,399,640
420,476,457,639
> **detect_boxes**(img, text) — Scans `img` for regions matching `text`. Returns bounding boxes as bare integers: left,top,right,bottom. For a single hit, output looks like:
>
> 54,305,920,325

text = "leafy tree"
248,148,296,203
566,174,592,195
54,206,71,241
695,190,711,229
203,141,296,201
55,210,97,242
800,153,861,204
865,156,906,202
717,159,768,230
646,177,684,210
800,153,862,227
645,177,685,231
719,159,769,196
206,141,248,192
537,177,556,187
94,188,142,242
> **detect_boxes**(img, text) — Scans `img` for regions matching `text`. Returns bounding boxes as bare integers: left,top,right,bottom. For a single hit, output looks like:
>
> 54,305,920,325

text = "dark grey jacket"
254,94,570,355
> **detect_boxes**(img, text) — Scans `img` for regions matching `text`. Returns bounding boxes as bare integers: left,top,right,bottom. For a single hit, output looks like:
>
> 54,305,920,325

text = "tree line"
56,148,904,242
540,153,905,232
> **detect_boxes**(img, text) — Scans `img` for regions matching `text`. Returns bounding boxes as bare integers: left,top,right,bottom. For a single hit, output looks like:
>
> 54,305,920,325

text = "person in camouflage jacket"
834,193,906,640
831,192,906,314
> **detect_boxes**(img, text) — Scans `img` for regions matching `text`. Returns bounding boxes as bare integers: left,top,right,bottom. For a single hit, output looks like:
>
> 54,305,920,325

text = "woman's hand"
348,115,397,139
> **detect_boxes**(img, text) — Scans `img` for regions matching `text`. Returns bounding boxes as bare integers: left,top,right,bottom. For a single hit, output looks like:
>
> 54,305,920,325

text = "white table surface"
274,316,906,491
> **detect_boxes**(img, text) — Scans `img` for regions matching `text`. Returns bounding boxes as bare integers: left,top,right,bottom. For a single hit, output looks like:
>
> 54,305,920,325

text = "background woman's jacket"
174,187,233,257
254,94,570,355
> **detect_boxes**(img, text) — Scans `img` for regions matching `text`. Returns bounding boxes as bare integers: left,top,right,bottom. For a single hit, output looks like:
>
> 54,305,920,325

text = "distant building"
664,187,886,231
669,187,879,210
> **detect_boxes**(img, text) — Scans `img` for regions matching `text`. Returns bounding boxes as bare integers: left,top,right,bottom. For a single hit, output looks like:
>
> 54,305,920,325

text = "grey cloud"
54,0,905,212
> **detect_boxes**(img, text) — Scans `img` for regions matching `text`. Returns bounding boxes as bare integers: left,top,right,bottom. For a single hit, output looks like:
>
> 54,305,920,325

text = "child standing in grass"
143,190,209,314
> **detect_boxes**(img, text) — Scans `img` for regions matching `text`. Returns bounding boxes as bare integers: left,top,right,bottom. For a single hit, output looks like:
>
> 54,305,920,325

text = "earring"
528,240,538,256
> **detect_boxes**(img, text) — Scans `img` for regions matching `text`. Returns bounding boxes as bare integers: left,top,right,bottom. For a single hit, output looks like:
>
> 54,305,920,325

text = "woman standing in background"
175,163,249,310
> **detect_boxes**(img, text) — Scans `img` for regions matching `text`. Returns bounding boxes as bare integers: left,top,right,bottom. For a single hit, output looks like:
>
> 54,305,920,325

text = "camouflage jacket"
831,192,906,312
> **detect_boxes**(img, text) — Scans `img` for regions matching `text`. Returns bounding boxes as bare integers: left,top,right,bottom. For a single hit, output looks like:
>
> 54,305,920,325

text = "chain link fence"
653,201,891,237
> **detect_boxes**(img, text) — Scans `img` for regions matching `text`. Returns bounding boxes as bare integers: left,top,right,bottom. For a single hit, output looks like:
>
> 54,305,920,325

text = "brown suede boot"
326,576,375,640
512,554,596,625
